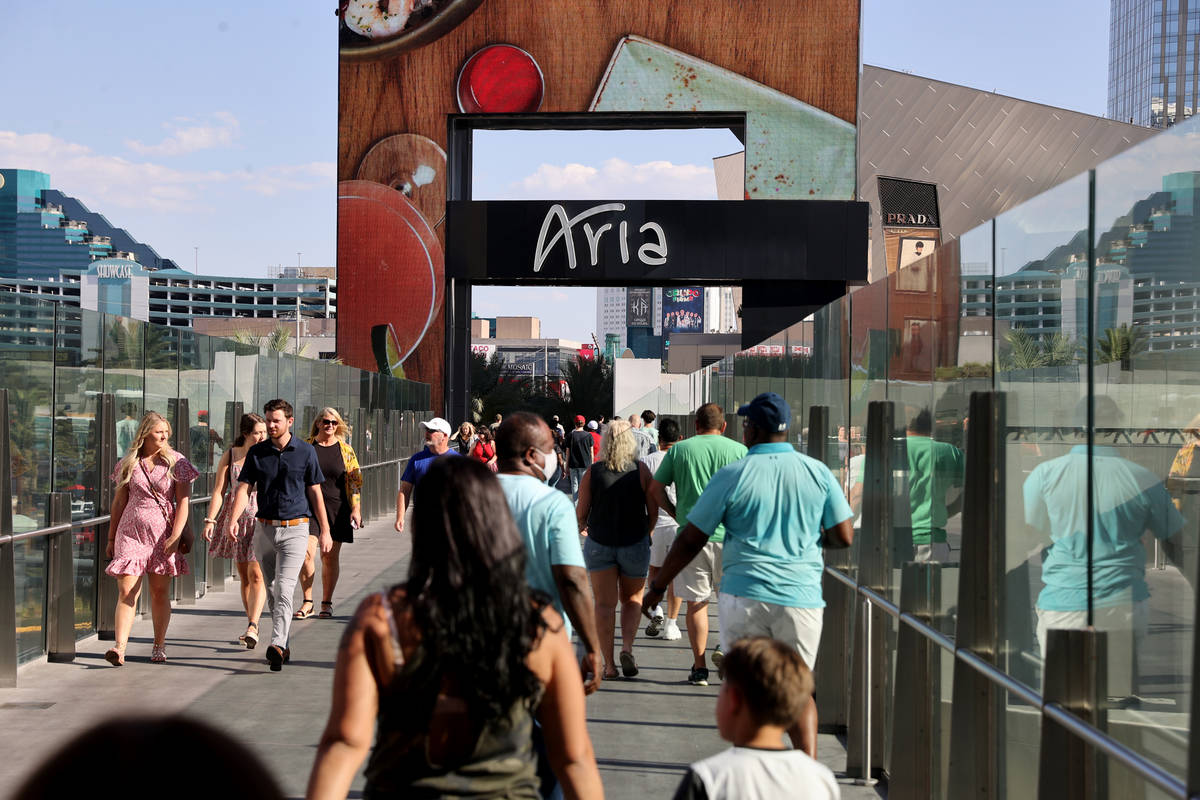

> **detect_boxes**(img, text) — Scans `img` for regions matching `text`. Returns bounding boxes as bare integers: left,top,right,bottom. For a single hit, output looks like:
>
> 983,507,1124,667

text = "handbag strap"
139,458,174,525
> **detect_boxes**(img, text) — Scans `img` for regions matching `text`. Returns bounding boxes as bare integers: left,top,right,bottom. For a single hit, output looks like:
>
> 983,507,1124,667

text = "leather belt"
257,517,309,527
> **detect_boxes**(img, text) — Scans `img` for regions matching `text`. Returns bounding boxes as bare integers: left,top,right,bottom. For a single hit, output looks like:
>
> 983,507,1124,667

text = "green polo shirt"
653,433,747,543
905,435,965,544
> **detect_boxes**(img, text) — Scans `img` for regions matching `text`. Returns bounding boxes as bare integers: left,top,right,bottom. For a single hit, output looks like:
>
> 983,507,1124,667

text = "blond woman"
297,407,362,620
104,412,200,665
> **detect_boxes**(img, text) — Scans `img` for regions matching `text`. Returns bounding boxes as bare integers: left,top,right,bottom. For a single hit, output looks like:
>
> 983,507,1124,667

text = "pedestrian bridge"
0,512,880,800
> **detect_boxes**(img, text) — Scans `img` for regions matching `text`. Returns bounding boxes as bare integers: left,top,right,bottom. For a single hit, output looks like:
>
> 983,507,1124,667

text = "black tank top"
586,463,649,547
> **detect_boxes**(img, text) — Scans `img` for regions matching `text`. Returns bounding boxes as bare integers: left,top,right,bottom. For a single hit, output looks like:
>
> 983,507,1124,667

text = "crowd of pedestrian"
86,393,848,799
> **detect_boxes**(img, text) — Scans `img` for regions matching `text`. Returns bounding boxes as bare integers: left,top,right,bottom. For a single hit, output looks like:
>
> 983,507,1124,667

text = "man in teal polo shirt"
1023,396,1185,698
643,392,854,756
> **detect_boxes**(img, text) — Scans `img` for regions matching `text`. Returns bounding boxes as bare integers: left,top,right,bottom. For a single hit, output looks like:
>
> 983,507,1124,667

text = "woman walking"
470,425,498,471
307,457,602,800
297,407,362,621
104,412,200,665
450,421,476,456
575,419,657,680
202,413,268,647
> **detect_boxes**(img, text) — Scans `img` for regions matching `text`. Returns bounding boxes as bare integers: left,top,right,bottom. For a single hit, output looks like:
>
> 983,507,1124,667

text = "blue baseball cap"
737,392,791,433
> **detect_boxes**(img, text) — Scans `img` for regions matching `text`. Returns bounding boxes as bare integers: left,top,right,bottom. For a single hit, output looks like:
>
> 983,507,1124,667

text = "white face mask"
536,448,558,485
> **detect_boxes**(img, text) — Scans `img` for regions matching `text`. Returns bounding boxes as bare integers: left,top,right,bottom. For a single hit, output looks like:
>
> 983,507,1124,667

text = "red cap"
575,414,586,424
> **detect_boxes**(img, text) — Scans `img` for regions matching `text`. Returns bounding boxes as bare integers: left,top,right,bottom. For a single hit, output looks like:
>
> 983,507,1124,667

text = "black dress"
315,441,354,543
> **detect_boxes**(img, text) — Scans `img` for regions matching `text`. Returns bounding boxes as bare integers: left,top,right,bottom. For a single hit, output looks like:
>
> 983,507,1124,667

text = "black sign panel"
627,287,652,327
447,200,868,284
877,177,940,228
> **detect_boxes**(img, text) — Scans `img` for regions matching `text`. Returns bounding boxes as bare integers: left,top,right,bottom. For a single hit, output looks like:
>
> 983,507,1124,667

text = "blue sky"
0,0,1110,339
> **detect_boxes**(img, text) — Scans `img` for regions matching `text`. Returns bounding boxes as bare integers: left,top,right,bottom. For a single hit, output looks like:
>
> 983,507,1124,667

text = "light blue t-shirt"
1023,445,1184,611
497,473,586,637
687,442,853,608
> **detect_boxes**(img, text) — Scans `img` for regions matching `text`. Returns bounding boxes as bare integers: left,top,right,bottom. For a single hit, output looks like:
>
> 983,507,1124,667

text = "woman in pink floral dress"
104,412,200,666
202,413,267,648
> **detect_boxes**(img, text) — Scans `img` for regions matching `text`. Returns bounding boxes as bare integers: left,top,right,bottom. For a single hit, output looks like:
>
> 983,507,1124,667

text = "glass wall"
0,294,431,661
622,116,1200,793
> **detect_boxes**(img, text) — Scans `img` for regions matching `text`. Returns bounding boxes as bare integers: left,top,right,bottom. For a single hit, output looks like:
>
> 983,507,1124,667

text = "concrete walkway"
0,514,884,799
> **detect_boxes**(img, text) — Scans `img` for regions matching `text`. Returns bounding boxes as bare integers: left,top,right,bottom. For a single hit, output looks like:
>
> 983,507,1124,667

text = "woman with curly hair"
104,412,200,665
575,419,657,680
307,457,602,800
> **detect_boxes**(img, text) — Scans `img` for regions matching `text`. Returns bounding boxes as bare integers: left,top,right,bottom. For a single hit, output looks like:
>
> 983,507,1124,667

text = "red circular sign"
456,44,544,114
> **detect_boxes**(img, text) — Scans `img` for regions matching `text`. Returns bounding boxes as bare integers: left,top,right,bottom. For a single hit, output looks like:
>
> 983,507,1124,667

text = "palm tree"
1095,324,1148,369
232,324,310,358
560,355,613,421
999,329,1079,371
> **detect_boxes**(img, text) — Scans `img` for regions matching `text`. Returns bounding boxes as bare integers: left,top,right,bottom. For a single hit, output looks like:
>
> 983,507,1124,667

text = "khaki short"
673,541,722,603
648,522,677,568
718,592,824,670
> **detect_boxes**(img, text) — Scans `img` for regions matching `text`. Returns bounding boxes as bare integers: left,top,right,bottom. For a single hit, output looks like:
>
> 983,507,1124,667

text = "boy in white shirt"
672,637,840,800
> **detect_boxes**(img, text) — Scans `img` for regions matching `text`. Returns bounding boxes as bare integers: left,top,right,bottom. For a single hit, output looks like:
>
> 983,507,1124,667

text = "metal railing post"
948,391,1007,799
848,400,893,779
810,405,850,731
891,561,944,800
44,492,75,663
0,389,17,685
1038,629,1108,800
96,393,118,639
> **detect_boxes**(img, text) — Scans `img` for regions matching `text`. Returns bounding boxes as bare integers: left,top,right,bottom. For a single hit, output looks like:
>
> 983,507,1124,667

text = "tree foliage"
462,352,613,427
998,329,1079,371
1095,324,1148,368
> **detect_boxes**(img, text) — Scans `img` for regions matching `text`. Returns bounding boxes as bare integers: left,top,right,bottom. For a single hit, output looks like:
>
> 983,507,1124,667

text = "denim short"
582,536,651,578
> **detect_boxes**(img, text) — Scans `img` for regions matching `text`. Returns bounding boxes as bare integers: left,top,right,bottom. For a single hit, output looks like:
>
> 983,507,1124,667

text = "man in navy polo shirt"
394,417,460,533
227,398,331,671
642,392,854,757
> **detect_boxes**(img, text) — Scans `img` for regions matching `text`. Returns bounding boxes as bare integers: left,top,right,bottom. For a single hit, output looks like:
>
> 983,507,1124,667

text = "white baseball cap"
420,417,452,436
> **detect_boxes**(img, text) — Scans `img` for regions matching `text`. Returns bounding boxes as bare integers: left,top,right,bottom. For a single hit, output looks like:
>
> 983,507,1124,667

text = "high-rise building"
1108,0,1200,128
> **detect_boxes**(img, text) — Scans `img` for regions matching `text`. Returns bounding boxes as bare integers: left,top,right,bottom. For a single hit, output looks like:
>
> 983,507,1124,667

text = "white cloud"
509,157,717,200
0,130,333,212
125,111,240,156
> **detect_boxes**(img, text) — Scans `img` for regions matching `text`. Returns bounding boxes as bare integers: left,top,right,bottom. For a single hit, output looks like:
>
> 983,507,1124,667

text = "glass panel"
102,315,145,460
54,306,102,638
997,171,1090,693
143,323,179,425
1093,119,1197,777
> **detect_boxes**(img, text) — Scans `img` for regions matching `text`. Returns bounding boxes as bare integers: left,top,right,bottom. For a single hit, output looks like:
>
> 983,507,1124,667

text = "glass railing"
621,115,1200,795
0,292,431,665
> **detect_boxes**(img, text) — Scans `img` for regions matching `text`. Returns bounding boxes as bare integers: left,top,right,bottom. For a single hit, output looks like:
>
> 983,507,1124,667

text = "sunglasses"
320,419,338,427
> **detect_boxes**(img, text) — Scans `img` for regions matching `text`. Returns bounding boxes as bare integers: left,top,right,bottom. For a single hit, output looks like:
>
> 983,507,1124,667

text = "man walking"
642,418,683,640
630,414,656,460
227,399,331,671
394,417,458,533
566,415,594,501
496,412,603,693
648,402,747,686
643,392,854,756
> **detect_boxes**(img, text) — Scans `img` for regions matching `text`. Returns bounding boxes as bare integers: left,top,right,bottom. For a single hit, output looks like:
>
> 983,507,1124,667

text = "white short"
648,522,677,568
1035,600,1147,696
718,592,824,670
673,541,722,603
913,542,952,562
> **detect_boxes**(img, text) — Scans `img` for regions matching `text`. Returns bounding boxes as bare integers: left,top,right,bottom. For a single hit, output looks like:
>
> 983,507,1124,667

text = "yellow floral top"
308,436,363,509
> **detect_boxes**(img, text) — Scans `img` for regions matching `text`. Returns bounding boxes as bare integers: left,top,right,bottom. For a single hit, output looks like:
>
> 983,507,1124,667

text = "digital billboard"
337,0,860,411
662,287,705,333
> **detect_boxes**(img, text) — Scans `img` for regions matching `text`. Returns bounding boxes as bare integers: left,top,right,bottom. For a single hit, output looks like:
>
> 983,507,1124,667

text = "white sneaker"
645,605,665,637
663,619,682,640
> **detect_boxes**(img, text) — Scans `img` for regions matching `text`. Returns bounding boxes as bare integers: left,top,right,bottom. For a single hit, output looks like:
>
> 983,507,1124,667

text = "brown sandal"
104,642,126,667
293,600,315,620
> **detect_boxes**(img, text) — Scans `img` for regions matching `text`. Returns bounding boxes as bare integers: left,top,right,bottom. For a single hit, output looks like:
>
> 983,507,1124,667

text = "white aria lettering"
533,203,669,272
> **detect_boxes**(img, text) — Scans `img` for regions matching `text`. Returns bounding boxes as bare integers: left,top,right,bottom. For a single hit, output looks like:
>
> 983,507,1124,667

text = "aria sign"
447,199,869,283
534,203,667,272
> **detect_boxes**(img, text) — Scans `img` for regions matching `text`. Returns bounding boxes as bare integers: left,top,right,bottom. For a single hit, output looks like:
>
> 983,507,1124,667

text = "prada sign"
877,177,940,229
446,199,869,284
